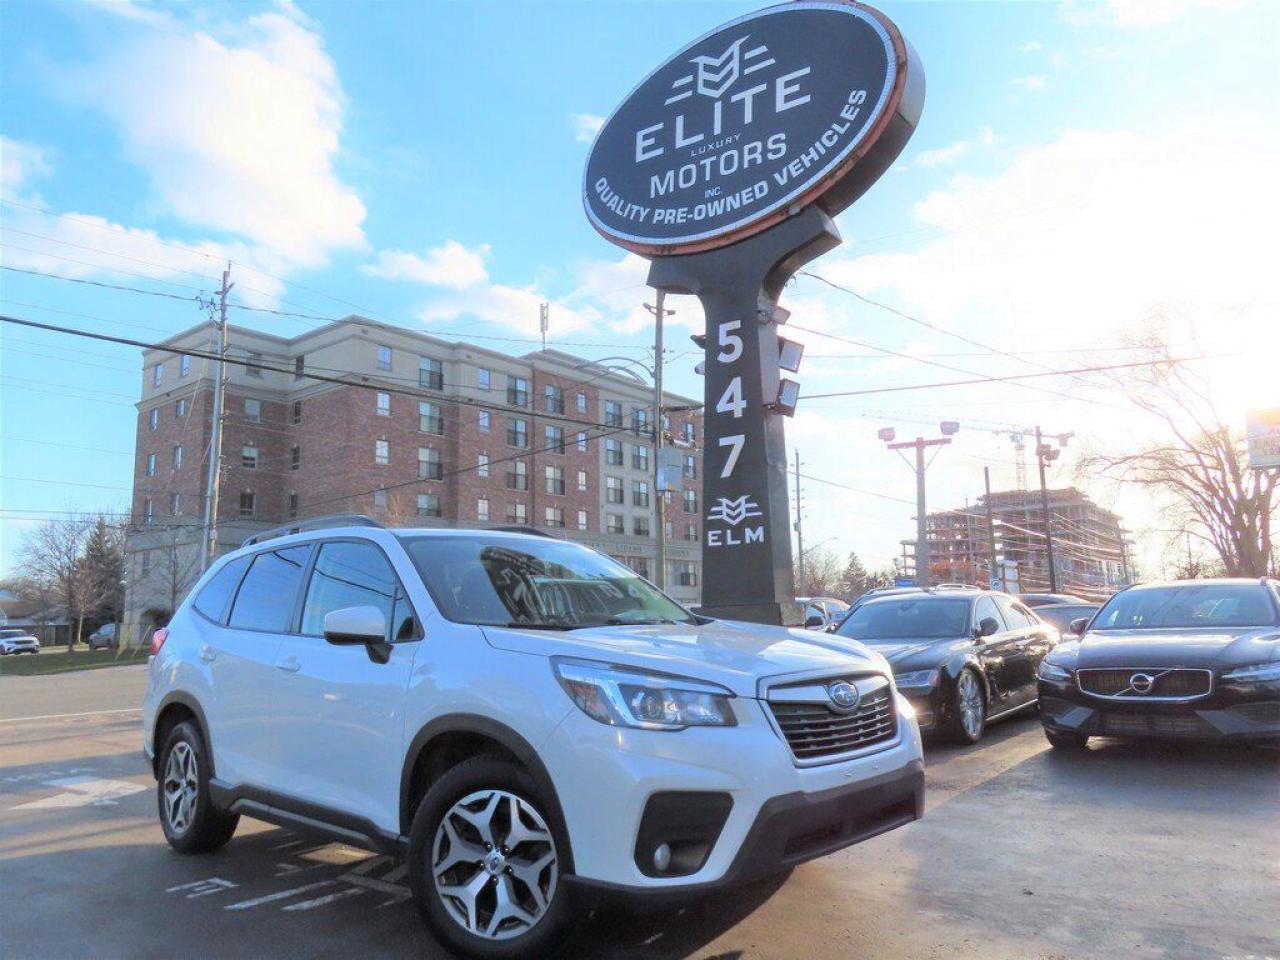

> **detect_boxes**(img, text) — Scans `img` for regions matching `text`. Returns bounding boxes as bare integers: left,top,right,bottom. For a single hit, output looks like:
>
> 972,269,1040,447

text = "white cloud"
418,283,602,336
914,142,969,168
1010,75,1047,93
568,113,605,144
363,240,491,289
1020,40,1044,52
0,137,52,198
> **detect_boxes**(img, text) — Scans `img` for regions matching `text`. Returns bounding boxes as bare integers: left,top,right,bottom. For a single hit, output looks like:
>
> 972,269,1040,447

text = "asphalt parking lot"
1,667,1276,960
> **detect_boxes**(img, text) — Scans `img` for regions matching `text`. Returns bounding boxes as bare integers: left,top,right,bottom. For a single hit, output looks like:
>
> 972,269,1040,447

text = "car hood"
1073,626,1280,669
481,619,887,697
854,637,972,669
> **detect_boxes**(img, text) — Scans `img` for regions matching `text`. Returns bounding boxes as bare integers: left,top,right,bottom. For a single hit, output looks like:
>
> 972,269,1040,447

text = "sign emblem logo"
1129,673,1156,695
665,36,776,103
707,495,763,527
828,681,861,713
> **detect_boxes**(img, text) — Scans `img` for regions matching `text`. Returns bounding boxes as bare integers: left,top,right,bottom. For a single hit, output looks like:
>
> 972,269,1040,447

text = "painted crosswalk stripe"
224,881,336,911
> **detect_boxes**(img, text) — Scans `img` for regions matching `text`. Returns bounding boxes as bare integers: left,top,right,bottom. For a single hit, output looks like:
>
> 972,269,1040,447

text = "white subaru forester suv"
143,520,924,958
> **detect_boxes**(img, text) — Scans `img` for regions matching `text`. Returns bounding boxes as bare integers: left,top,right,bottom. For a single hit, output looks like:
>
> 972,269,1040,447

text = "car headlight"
1222,661,1280,683
894,669,939,690
1038,660,1073,682
552,658,736,730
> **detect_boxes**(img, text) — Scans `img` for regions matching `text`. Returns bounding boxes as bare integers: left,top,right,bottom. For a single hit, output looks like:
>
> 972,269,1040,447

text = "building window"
180,354,191,377
678,564,698,587
632,408,649,436
683,422,695,443
375,438,389,465
576,392,587,414
145,453,156,477
374,487,388,511
246,352,263,377
545,425,565,454
417,493,441,517
175,398,187,418
508,418,529,448
544,384,564,414
244,397,262,422
239,491,255,519
477,453,489,477
577,431,587,453
419,356,443,390
170,493,181,516
683,489,697,512
143,499,155,525
376,392,391,417
288,493,298,519
419,402,444,435
148,408,159,431
685,522,698,542
478,410,491,433
545,465,565,496
477,497,490,521
634,516,651,537
292,400,302,425
606,476,623,504
377,344,392,370
294,356,304,379
507,376,529,408
242,445,259,469
507,502,528,524
606,513,624,535
577,470,588,492
477,367,491,391
605,438,622,466
604,400,622,427
290,445,301,471
152,362,163,387
141,551,151,576
172,445,183,470
683,454,697,479
545,506,565,528
633,480,650,508
665,520,674,540
576,509,589,531
418,447,442,480
629,557,650,579
632,445,649,471
507,461,529,491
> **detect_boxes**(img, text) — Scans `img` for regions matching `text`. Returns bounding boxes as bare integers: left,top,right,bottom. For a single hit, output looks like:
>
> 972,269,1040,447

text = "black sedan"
1038,578,1280,750
833,591,1058,744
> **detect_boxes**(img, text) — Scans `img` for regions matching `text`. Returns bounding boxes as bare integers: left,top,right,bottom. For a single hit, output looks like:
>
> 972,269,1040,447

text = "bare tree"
1079,336,1278,577
798,547,844,597
18,515,93,650
153,526,202,618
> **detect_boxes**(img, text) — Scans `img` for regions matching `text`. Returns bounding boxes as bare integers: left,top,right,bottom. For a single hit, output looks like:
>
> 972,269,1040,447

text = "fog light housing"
634,791,733,877
653,843,672,872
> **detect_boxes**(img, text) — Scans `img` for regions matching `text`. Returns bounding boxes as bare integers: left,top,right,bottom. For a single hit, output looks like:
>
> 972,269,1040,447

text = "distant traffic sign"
894,577,916,588
1246,409,1280,469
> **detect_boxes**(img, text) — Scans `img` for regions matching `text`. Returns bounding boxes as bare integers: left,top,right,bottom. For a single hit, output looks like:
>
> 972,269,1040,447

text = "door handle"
199,644,216,663
275,655,301,674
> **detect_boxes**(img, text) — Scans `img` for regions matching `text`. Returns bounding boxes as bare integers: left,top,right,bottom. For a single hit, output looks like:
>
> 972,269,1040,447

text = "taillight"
150,628,169,657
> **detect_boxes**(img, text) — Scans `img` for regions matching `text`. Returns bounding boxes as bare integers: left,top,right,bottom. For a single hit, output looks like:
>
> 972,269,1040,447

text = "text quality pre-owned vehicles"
834,591,1058,743
1038,579,1280,750
142,520,924,958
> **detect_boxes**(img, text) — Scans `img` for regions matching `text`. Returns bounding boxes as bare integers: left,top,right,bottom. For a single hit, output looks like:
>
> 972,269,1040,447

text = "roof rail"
240,514,384,548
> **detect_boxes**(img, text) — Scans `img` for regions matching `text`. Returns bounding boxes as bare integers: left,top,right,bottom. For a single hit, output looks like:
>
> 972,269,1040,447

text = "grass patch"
0,647,150,676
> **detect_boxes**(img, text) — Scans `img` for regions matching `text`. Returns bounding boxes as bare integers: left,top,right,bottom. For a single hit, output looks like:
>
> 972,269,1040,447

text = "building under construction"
925,487,1130,602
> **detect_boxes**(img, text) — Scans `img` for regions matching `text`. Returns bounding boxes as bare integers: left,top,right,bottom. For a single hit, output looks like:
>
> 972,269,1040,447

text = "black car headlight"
1222,661,1280,683
1038,660,1073,682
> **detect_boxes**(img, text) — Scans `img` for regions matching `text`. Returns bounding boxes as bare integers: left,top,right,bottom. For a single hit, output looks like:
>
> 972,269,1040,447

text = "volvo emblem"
1129,673,1156,695
828,681,861,713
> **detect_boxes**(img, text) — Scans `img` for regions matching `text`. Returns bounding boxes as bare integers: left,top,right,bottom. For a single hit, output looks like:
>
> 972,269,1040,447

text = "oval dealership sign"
584,1,924,256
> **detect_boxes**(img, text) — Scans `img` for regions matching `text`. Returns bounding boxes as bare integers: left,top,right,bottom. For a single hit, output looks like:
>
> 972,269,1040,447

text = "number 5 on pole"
718,434,745,479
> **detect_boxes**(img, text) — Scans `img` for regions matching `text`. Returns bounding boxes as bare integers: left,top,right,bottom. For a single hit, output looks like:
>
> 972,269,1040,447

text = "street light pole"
882,424,954,590
1035,425,1058,593
644,294,674,589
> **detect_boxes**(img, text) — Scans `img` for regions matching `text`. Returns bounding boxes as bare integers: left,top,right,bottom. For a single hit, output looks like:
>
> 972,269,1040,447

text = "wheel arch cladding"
152,693,213,779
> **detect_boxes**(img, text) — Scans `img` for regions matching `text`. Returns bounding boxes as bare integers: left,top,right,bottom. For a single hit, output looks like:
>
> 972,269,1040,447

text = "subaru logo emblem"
828,681,861,713
1129,673,1155,695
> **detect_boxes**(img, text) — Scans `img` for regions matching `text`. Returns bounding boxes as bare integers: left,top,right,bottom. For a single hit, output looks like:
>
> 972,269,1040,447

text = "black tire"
157,721,239,854
408,755,574,960
943,668,987,744
1044,727,1089,751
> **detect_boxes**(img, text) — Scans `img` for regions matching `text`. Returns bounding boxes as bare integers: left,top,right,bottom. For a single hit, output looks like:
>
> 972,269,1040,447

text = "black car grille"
1077,668,1212,700
1097,713,1214,738
768,686,897,761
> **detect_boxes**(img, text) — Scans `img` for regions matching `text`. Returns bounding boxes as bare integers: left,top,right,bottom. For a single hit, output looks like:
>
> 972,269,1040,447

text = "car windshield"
1035,605,1097,632
1092,584,1277,630
401,535,695,629
0,629,27,639
835,598,971,641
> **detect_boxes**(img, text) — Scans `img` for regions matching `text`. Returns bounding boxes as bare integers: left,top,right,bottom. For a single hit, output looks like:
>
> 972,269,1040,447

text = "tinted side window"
227,547,311,633
974,596,1004,630
997,597,1035,630
300,541,406,640
193,555,251,623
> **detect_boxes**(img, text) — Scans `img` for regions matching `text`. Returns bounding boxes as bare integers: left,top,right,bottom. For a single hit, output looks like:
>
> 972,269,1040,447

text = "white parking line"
224,881,337,911
282,887,367,911
0,707,142,724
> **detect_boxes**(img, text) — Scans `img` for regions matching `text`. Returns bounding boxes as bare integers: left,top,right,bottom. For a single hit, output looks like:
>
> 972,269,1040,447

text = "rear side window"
227,547,311,633
300,541,408,640
192,556,251,623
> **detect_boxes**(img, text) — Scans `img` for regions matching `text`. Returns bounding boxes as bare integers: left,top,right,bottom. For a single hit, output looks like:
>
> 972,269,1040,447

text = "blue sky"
2,0,1277,578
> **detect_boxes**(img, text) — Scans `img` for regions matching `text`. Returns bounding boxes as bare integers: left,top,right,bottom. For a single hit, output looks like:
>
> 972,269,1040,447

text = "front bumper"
543,692,924,893
1038,675,1280,744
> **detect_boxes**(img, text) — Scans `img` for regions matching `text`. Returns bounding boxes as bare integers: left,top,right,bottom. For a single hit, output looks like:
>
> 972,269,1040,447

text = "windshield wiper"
498,621,573,631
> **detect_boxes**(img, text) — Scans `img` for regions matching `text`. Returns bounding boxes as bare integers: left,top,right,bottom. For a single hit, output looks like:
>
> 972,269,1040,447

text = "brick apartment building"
121,316,703,645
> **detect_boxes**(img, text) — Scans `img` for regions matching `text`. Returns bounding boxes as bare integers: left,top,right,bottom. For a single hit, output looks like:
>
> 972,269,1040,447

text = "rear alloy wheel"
157,721,239,854
947,669,987,744
409,756,573,960
1044,728,1090,751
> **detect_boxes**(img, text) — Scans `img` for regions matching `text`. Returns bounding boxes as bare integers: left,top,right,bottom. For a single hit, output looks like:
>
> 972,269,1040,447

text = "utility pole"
793,449,805,593
539,302,549,351
881,423,955,589
198,263,232,573
984,466,998,589
1035,425,1059,593
644,294,674,589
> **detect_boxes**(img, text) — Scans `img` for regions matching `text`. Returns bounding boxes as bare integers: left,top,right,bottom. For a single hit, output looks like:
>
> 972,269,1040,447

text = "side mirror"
977,617,1000,638
1068,617,1090,636
804,615,825,630
324,606,387,646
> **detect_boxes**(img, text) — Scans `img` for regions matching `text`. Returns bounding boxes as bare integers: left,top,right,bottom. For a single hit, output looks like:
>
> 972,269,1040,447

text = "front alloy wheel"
947,669,987,744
